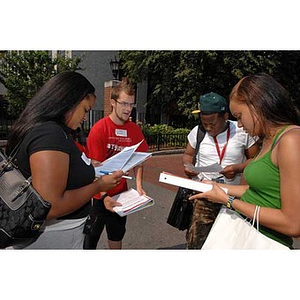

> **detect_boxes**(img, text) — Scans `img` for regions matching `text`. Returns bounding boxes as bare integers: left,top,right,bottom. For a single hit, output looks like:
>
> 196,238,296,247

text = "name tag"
81,152,91,165
115,129,127,137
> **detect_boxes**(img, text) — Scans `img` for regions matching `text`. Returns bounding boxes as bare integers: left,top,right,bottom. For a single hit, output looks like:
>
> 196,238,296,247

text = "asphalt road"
96,180,187,249
95,153,300,250
96,153,187,249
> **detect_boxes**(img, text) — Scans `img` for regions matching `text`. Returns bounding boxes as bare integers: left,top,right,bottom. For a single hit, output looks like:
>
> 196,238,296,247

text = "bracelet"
100,193,109,201
226,195,236,210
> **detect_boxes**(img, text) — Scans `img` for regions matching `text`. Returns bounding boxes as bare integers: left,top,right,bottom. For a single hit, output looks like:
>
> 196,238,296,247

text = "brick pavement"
141,153,186,191
97,152,188,249
138,152,300,249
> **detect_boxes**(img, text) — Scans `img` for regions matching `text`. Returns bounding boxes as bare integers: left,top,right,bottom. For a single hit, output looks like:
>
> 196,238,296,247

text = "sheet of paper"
94,140,144,175
184,163,223,173
121,152,152,173
159,172,228,193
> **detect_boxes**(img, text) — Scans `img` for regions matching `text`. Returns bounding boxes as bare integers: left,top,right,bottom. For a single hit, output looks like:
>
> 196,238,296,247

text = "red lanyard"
213,126,230,164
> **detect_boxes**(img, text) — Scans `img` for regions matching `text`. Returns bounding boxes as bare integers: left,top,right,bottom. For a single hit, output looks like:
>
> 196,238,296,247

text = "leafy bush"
141,124,190,150
141,124,190,135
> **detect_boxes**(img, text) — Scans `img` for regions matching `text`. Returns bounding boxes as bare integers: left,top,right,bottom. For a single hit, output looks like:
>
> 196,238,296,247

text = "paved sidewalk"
96,152,300,250
96,153,188,249
143,152,186,191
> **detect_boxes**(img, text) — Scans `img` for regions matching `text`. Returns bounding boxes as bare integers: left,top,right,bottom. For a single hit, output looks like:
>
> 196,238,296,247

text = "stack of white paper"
112,188,154,217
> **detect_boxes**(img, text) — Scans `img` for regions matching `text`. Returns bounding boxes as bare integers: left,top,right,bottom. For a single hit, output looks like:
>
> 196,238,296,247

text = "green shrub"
141,124,190,135
141,124,190,149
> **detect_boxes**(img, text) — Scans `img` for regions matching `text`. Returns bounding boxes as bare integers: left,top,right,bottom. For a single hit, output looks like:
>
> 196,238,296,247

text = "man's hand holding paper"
219,165,238,179
184,163,241,180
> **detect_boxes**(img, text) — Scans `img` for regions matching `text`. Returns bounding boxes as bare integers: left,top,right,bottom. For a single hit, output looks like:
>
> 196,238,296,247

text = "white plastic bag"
202,206,289,250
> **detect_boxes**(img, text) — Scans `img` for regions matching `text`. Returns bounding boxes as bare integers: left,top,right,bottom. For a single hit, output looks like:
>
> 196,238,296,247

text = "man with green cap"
182,92,259,249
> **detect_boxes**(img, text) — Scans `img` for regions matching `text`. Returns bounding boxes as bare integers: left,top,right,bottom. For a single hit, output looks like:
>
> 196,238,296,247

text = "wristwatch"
226,195,236,210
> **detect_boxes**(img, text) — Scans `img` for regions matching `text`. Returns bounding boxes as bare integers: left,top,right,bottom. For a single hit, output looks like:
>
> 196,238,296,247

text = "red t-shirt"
87,116,149,198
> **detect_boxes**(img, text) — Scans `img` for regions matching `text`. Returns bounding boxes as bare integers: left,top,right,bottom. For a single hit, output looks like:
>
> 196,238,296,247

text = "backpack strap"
192,125,205,165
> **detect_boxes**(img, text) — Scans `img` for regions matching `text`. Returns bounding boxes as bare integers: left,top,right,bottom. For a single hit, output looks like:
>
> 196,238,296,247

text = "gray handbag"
0,143,51,248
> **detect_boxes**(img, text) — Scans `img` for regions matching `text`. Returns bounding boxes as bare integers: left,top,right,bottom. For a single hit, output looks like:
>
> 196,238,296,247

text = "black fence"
0,110,105,141
144,133,187,152
0,118,188,153
0,118,14,140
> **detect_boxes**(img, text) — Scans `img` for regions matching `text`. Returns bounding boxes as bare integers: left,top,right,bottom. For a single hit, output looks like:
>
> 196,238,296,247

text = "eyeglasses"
115,100,136,109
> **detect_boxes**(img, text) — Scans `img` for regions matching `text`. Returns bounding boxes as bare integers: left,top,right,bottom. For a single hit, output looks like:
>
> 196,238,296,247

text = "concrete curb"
0,139,185,156
150,149,185,156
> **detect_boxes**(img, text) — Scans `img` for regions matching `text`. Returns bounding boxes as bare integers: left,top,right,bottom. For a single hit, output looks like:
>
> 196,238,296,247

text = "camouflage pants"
186,199,221,249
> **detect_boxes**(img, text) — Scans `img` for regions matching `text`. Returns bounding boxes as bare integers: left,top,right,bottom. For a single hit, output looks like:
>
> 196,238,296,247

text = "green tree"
120,50,181,114
175,51,279,116
119,50,281,127
272,51,300,109
0,51,82,117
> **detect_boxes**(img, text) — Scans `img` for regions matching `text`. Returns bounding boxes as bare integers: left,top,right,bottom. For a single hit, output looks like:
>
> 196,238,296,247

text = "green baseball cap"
199,92,228,113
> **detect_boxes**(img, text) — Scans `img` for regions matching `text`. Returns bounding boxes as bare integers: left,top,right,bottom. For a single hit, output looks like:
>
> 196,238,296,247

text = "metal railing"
0,115,188,153
144,133,187,152
0,118,14,140
0,110,105,140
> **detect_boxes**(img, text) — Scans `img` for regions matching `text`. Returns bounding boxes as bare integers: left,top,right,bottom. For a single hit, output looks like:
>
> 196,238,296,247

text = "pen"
121,175,135,180
99,171,135,180
99,170,112,175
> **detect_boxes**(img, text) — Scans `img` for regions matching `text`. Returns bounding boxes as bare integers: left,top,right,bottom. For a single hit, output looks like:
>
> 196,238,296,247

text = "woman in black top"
7,71,123,249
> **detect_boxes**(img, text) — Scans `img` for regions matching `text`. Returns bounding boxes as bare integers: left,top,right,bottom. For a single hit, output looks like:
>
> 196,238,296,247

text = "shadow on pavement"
97,179,187,250
157,243,187,249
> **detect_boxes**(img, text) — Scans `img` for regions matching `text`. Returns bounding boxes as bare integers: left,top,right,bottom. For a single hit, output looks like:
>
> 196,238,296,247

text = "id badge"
115,129,127,137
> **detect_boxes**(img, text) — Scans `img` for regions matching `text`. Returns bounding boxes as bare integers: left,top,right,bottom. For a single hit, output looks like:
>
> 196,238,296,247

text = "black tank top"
16,121,95,219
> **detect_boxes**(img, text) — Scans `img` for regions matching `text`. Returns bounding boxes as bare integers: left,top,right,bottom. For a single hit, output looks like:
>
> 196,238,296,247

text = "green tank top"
242,126,293,248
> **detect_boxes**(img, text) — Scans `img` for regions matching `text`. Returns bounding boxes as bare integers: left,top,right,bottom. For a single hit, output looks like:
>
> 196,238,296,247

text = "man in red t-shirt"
83,78,149,249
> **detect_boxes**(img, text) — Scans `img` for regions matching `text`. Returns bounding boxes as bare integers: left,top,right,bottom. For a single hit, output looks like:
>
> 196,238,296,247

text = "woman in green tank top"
189,73,300,249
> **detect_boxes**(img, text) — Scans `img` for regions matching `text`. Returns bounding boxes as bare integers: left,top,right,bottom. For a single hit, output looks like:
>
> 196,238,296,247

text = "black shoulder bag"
0,142,51,248
166,125,205,230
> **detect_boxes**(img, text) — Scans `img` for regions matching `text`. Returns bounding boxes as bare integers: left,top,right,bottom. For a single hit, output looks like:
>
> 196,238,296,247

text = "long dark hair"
7,71,95,152
230,73,300,137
